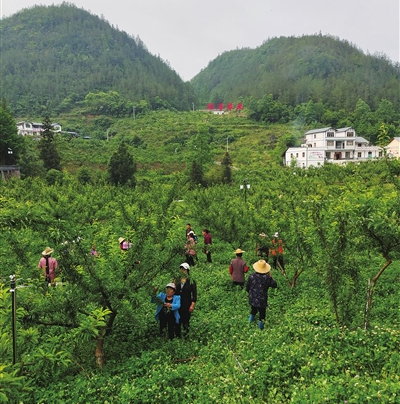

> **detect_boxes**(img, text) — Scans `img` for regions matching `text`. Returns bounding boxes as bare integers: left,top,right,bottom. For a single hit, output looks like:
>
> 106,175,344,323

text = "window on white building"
313,143,316,147
347,141,353,146
327,141,334,146
314,134,316,138
346,132,354,137
290,153,293,158
302,152,305,157
357,152,362,158
379,151,382,157
296,153,298,158
327,132,334,137
326,152,331,159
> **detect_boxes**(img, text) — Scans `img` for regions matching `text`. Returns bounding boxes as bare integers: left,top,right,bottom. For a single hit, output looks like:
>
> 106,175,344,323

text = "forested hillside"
0,4,196,115
191,35,400,111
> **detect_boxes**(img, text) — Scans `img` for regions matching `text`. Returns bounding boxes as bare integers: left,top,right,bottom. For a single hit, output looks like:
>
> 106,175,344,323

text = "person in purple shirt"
118,237,132,250
202,229,212,263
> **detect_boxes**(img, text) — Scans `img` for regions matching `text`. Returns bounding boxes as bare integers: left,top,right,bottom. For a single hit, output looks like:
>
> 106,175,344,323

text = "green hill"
191,35,400,111
0,4,197,115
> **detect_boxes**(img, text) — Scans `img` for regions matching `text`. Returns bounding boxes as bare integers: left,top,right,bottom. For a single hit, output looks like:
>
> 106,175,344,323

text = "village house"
386,137,400,159
0,166,20,180
16,121,78,138
17,121,62,137
283,127,383,168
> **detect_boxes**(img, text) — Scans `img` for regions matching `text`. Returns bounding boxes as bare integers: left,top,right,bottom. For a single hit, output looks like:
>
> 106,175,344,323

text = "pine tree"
221,152,233,184
189,160,204,188
107,141,136,186
39,115,61,171
0,101,23,165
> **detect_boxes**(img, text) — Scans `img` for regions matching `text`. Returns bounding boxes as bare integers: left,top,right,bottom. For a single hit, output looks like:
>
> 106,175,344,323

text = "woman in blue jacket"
152,283,181,340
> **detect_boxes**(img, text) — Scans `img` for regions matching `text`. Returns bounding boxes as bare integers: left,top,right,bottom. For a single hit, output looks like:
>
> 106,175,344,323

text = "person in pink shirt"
118,237,132,250
229,248,249,288
38,247,59,285
202,229,212,263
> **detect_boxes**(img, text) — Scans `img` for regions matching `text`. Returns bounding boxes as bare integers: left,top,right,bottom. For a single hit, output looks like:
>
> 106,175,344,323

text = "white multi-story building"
17,121,62,137
284,127,383,168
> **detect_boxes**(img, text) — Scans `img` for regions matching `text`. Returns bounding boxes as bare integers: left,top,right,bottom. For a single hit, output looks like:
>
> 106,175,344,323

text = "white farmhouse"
284,127,383,168
17,121,62,137
386,137,400,159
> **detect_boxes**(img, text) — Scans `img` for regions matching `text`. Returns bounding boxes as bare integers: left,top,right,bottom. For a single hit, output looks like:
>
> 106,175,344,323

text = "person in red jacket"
229,248,249,288
270,232,284,270
202,229,212,263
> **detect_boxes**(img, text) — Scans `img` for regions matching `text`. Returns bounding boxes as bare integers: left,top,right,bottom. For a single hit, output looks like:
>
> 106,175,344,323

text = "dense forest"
0,3,197,115
1,4,399,119
191,35,400,112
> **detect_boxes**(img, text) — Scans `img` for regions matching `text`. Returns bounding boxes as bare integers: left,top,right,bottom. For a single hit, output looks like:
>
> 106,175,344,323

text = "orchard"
0,158,399,403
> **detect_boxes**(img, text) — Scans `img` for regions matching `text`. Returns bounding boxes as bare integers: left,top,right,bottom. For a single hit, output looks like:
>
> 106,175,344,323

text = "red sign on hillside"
236,102,243,110
227,103,233,110
218,103,224,111
207,103,215,110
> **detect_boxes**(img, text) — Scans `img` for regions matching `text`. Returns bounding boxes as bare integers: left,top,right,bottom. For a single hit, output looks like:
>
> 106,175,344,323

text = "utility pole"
132,106,136,121
240,179,250,203
226,137,229,152
10,275,17,364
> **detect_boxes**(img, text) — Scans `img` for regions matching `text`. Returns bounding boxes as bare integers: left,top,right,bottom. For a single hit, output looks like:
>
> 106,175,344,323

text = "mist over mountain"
191,35,400,111
0,3,197,115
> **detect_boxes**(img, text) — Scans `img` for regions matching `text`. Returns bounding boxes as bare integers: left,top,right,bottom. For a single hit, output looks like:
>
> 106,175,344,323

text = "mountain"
0,4,197,115
191,35,400,111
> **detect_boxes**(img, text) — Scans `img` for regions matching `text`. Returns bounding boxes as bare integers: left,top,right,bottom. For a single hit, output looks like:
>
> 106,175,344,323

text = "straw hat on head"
180,263,190,270
42,247,54,256
118,237,125,244
253,260,271,274
234,248,245,254
259,233,266,237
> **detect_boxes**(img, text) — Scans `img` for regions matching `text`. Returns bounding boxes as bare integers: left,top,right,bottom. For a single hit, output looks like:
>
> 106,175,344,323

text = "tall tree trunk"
95,329,105,368
364,258,392,330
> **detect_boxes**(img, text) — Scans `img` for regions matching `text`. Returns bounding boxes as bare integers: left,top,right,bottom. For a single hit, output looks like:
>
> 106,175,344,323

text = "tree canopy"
191,35,400,112
0,4,197,116
0,103,23,165
108,141,137,186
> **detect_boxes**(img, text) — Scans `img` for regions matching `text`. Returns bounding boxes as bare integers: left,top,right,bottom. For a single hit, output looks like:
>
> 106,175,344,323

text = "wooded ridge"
1,4,399,117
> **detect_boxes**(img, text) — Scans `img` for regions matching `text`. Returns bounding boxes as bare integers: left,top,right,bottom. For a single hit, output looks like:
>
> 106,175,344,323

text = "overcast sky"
1,0,399,81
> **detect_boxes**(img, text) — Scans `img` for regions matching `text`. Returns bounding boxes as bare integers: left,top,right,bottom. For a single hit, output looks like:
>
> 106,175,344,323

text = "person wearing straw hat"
229,248,249,288
38,247,59,285
118,237,132,251
152,283,181,340
246,259,277,330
